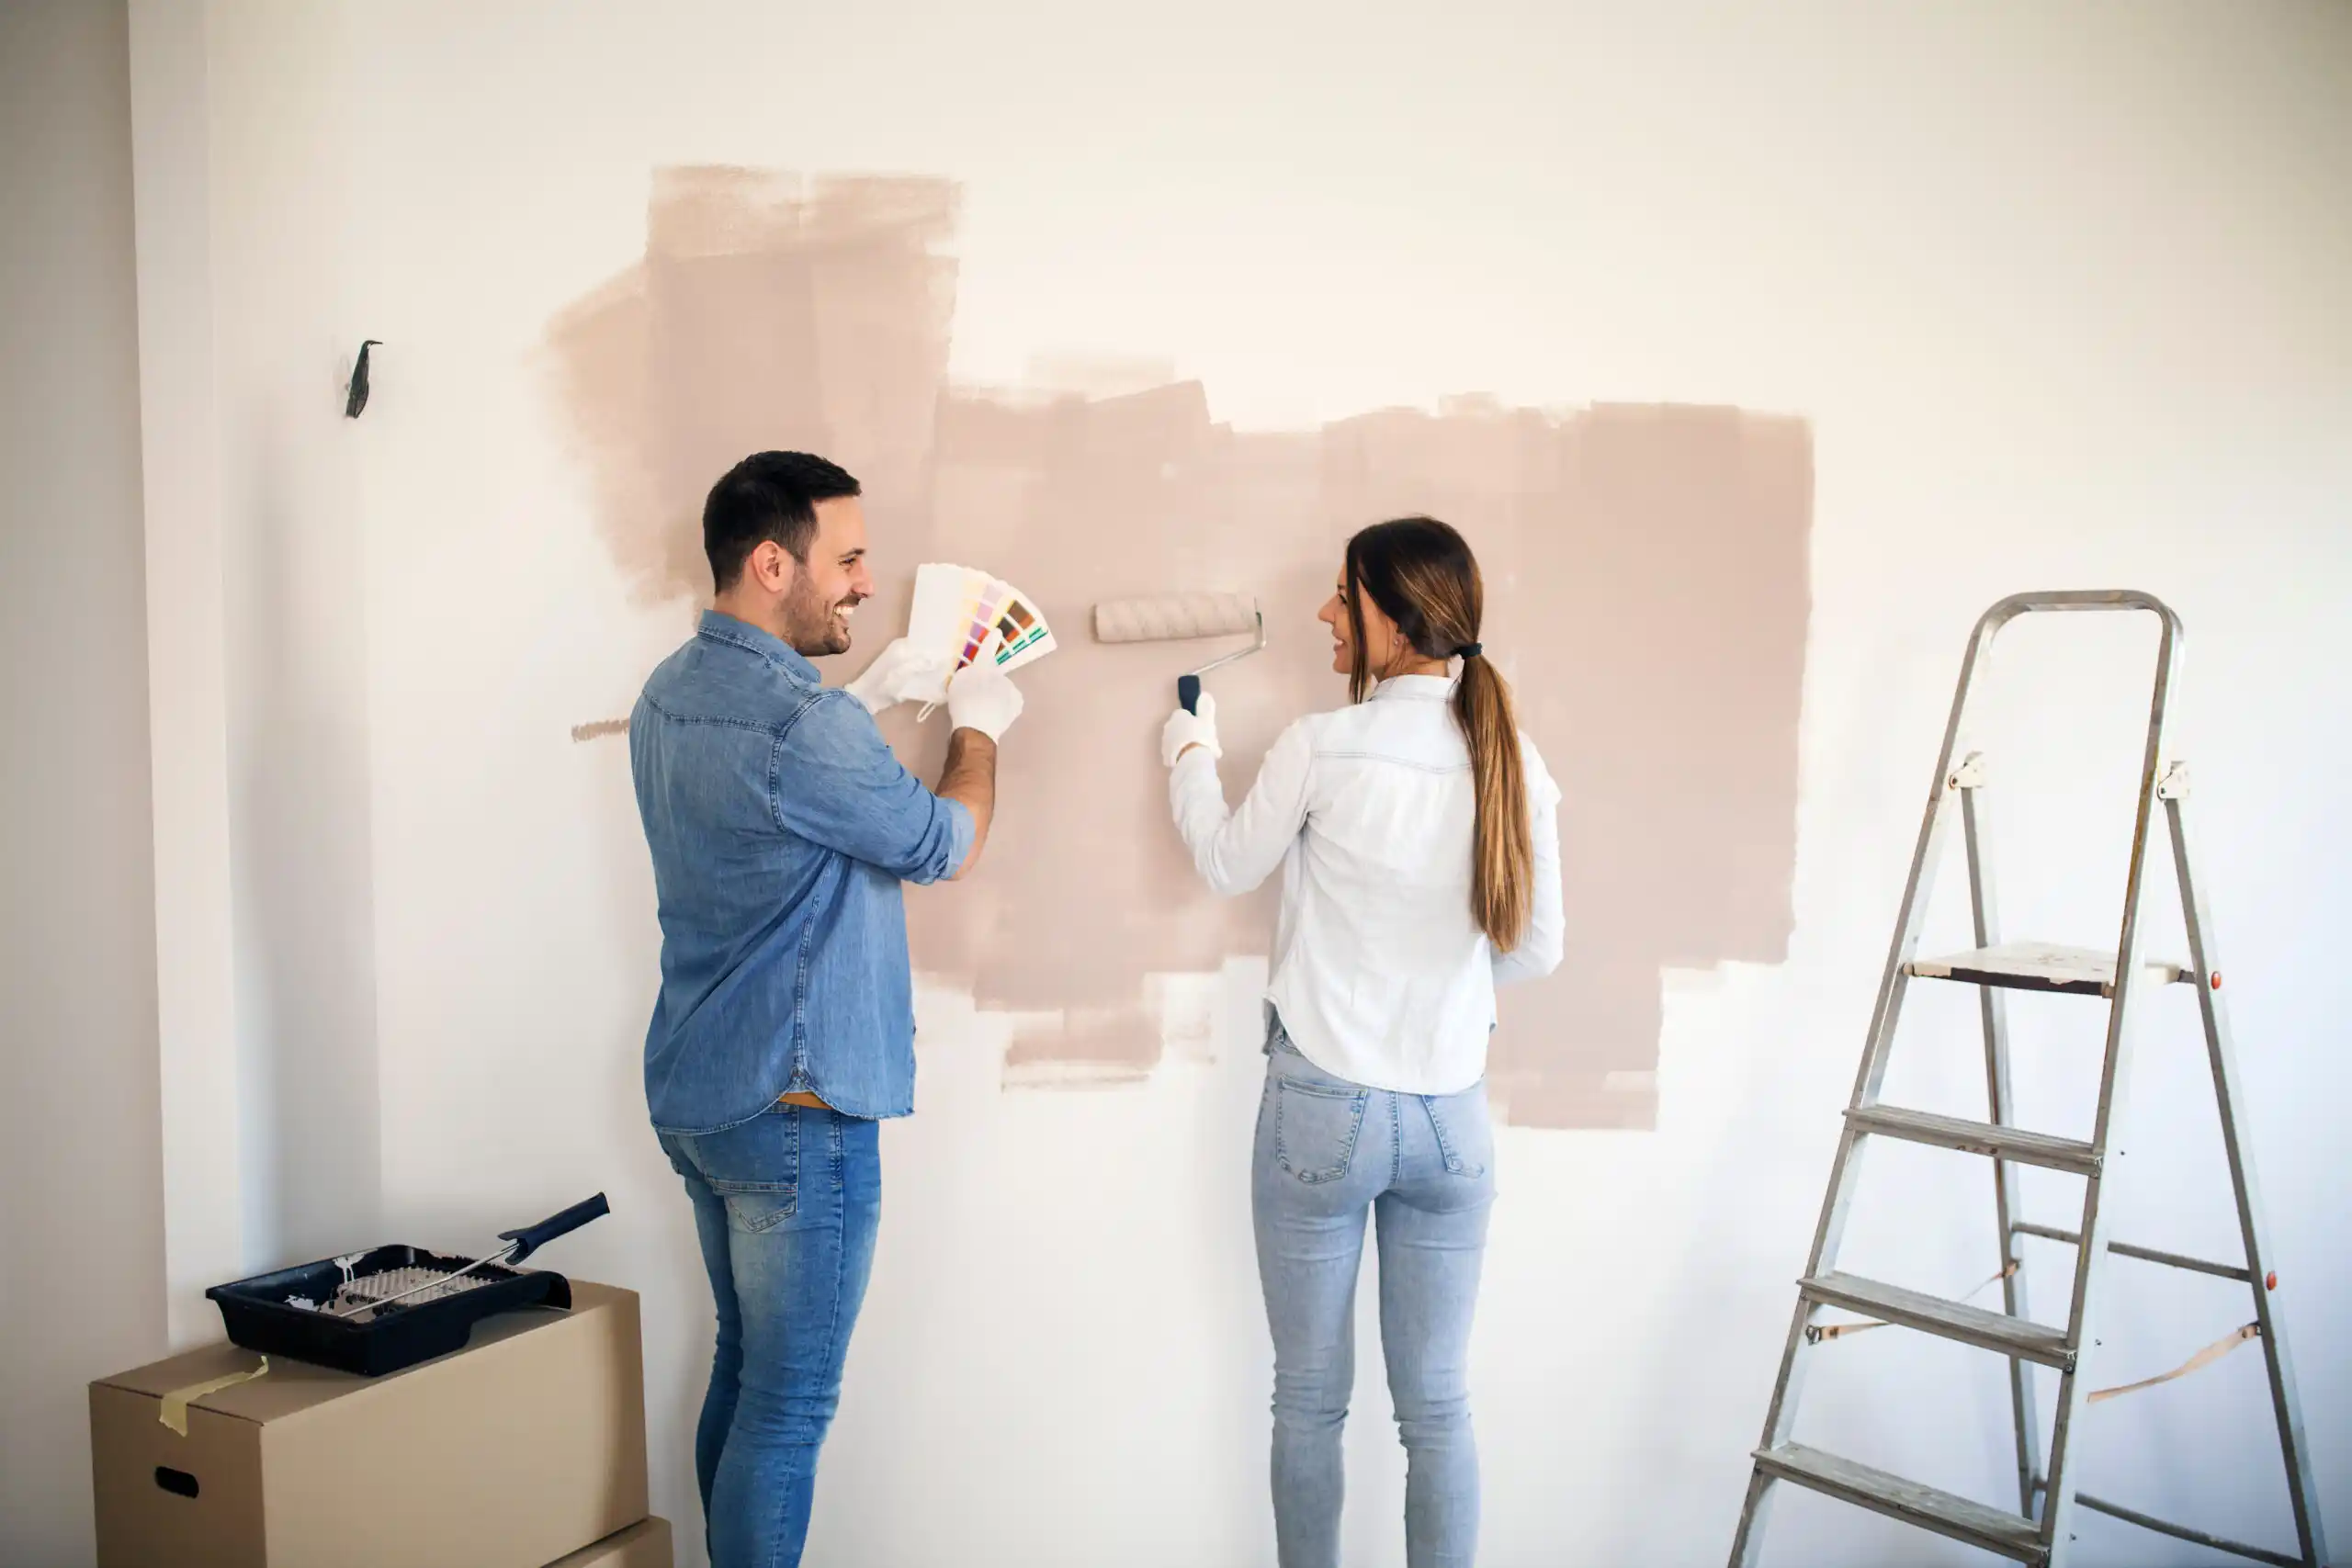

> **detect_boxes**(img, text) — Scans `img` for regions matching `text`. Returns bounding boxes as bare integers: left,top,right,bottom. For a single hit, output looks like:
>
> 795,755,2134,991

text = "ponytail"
1456,653,1534,950
1342,515,1537,951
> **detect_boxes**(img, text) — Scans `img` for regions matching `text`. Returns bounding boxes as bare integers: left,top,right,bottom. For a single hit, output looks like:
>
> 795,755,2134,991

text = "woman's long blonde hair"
1342,517,1533,950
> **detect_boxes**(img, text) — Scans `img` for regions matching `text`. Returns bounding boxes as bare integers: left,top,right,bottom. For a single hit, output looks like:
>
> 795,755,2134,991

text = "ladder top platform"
1909,941,2188,997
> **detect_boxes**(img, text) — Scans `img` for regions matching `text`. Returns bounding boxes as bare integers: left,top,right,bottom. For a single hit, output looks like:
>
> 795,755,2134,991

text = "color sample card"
957,580,1012,669
989,595,1057,671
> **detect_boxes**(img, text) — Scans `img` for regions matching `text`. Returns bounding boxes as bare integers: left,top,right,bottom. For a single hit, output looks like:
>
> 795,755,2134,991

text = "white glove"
1160,694,1221,768
946,660,1024,741
844,638,950,715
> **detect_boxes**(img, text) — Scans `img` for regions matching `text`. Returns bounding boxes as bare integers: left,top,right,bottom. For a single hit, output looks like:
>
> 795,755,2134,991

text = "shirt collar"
698,608,821,683
1369,673,1458,703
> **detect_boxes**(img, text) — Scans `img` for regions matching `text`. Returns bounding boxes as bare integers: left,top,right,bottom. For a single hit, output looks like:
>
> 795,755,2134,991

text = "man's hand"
1160,694,1220,767
844,638,950,716
946,661,1023,741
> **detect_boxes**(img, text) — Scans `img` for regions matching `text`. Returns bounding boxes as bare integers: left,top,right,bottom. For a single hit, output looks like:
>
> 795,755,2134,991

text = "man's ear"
748,538,795,593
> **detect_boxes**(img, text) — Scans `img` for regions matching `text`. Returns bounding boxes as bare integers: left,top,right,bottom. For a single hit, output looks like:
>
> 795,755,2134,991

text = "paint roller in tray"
1092,592,1265,713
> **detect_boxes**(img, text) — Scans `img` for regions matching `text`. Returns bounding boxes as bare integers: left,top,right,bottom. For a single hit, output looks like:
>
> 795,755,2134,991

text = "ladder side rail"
2165,791,2329,1567
1962,777,2043,1519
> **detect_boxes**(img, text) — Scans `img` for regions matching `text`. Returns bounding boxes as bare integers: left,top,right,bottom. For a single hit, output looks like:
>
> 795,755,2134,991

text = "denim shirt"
630,611,974,1132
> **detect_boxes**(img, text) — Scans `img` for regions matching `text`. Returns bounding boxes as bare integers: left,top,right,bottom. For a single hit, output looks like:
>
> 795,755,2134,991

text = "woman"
1161,516,1565,1568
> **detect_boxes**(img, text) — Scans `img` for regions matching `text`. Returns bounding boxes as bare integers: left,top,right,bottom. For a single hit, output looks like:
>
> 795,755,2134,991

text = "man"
629,450,1022,1566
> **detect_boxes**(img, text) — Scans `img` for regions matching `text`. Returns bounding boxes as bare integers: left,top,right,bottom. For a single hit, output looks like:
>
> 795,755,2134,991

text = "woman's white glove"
946,660,1024,741
1160,694,1221,768
844,638,950,715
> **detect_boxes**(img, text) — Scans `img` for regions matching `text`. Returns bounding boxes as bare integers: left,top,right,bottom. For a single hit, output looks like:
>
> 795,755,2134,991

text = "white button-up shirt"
1169,674,1565,1095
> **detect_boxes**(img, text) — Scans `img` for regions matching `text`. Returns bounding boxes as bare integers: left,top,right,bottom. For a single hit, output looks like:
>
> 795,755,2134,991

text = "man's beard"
784,573,854,657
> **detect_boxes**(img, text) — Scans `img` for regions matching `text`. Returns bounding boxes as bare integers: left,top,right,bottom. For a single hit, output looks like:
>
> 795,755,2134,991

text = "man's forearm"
938,728,998,878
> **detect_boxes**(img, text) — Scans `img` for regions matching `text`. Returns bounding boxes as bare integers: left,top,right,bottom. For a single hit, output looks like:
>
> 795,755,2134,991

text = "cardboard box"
90,1280,648,1568
548,1517,674,1567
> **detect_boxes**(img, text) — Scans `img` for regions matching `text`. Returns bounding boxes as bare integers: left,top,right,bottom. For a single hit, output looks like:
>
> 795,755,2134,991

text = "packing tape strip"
1814,1297,2259,1405
159,1357,270,1436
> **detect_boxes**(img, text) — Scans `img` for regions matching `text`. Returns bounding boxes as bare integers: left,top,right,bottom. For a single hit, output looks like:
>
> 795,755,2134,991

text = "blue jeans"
659,1104,882,1568
1254,1024,1497,1568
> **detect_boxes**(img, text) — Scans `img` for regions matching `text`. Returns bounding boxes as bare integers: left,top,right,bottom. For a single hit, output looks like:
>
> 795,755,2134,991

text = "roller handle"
1177,674,1202,715
499,1192,609,1265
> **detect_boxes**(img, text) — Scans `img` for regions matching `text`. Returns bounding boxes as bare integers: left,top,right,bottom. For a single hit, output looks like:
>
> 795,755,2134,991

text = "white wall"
0,4,169,1563
113,4,2352,1566
124,0,390,1342
199,0,387,1284
125,0,247,1347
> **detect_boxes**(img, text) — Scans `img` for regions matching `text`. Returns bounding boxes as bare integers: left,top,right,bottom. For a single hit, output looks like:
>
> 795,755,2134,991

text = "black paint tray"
205,1247,569,1376
205,1194,609,1376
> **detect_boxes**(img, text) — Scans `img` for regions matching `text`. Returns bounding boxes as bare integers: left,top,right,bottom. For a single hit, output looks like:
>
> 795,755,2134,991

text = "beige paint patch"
544,167,958,606
547,169,1811,1130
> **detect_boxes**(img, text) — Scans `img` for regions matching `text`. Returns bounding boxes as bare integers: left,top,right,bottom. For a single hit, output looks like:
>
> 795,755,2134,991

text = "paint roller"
1091,592,1266,714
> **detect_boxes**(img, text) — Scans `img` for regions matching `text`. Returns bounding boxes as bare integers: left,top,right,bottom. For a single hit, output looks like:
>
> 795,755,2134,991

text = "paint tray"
206,1247,574,1377
203,1195,608,1376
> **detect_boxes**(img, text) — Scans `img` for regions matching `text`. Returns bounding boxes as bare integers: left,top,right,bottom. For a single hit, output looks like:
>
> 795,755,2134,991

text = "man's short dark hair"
703,451,862,592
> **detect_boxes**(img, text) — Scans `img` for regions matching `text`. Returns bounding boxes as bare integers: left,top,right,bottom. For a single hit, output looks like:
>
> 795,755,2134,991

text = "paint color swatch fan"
906,561,1058,716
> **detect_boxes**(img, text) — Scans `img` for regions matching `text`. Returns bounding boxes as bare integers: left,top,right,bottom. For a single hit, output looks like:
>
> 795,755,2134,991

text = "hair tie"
1456,642,1483,660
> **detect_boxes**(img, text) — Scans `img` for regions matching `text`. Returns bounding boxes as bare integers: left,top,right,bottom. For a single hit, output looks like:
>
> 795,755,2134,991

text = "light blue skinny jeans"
1254,1020,1498,1568
659,1103,882,1568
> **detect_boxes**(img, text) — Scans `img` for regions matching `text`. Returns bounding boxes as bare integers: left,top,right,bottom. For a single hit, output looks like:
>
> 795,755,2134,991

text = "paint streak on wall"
545,169,1811,1129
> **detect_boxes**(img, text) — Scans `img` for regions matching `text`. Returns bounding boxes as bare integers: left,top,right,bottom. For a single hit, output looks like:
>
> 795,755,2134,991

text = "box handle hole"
154,1466,199,1498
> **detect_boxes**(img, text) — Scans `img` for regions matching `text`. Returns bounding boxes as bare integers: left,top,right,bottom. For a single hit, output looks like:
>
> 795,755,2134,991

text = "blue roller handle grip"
1178,674,1202,715
499,1193,609,1265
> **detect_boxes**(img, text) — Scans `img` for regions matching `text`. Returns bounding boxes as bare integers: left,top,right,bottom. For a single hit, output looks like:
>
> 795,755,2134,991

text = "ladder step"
1846,1105,2101,1175
1754,1443,2047,1563
1802,1271,2075,1369
1909,940,2187,997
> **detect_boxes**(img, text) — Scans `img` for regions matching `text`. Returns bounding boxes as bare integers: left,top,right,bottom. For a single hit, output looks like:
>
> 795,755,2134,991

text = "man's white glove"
1160,694,1221,768
844,638,950,715
946,660,1024,741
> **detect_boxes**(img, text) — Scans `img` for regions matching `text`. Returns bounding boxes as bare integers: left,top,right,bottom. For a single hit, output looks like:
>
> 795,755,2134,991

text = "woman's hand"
1161,694,1221,767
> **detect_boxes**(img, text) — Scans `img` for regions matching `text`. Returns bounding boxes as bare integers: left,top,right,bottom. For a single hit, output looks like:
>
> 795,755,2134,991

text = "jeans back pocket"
1421,1088,1493,1181
1275,1077,1370,1184
689,1106,802,1232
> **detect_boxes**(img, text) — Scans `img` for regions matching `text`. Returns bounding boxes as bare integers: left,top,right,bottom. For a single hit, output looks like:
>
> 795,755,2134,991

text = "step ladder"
1728,591,2330,1568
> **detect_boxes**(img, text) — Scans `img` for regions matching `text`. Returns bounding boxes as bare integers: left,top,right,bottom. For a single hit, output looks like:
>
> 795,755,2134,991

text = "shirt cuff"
1170,746,1219,781
940,795,977,874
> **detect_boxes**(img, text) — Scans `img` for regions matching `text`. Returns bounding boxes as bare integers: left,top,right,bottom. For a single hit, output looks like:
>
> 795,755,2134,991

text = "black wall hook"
345,340,381,418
